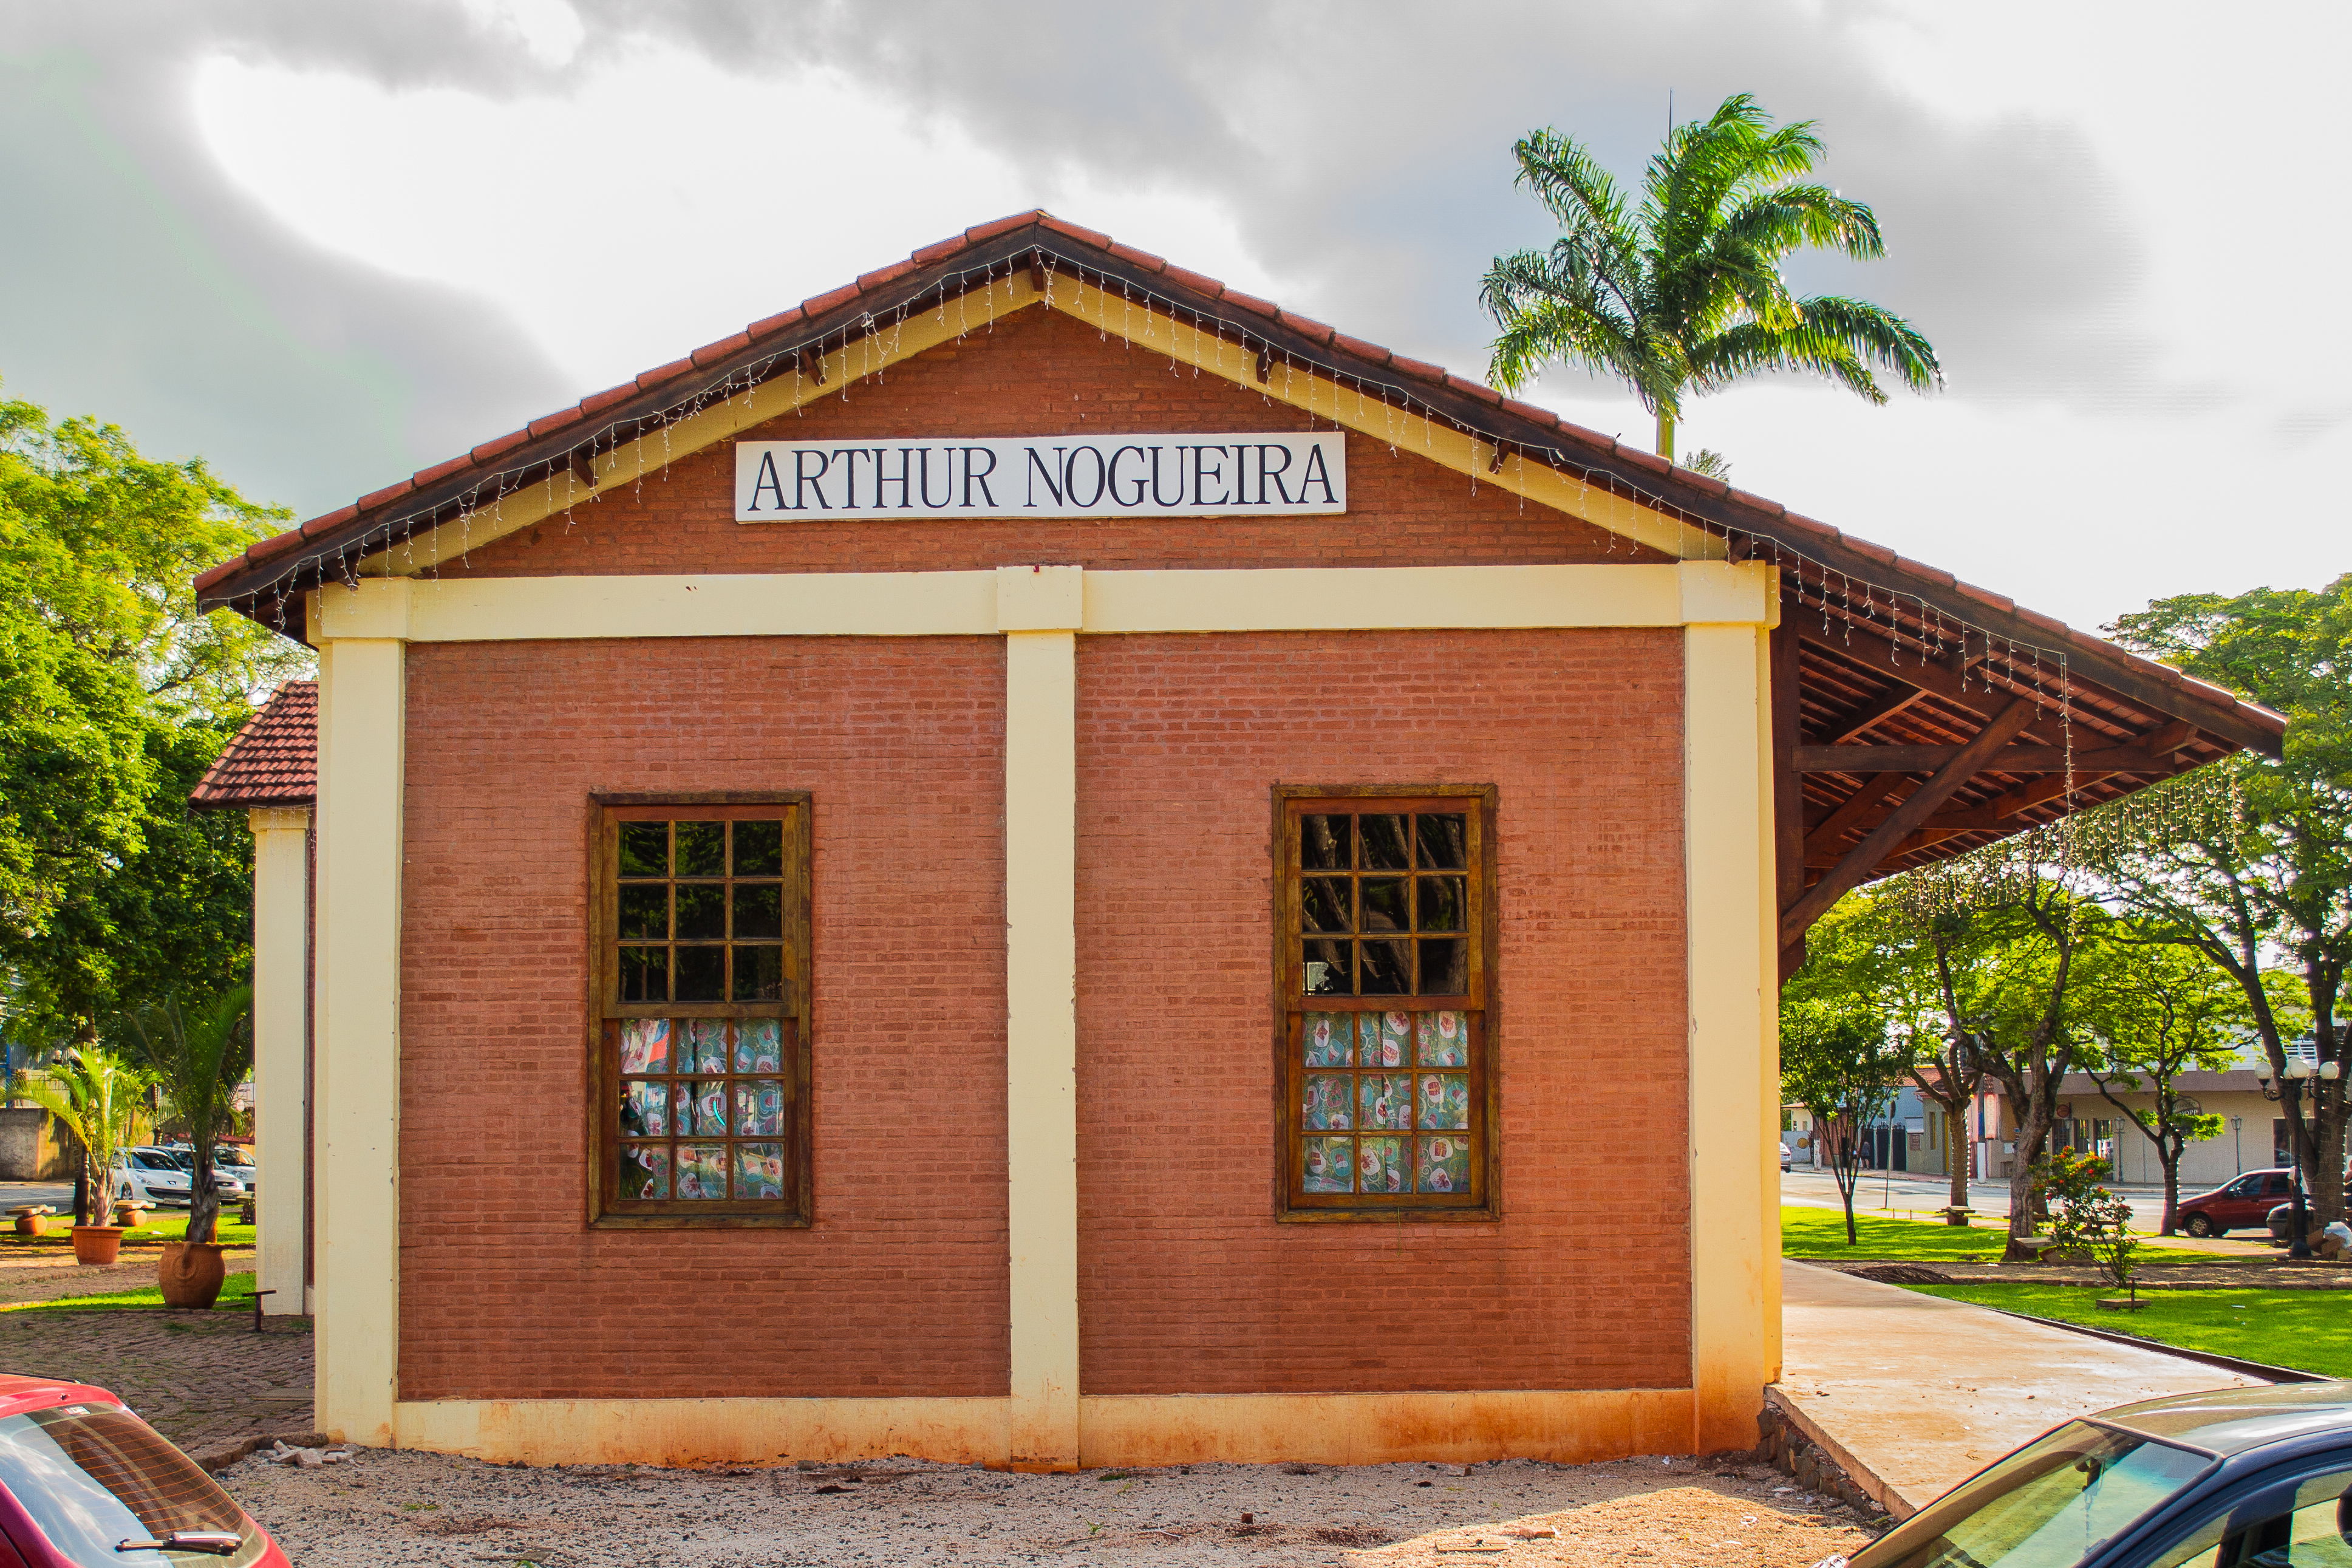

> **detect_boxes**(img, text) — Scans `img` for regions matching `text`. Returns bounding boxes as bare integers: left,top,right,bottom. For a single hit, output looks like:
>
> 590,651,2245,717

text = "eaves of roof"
187,681,318,811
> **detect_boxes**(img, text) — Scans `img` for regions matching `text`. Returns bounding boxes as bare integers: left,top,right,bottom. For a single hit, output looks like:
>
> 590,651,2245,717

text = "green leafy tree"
0,393,303,1047
9,1047,149,1223
1781,996,1911,1244
2086,574,2352,1230
2036,1150,2140,1297
2073,936,2254,1233
120,989,253,1245
1481,93,1941,463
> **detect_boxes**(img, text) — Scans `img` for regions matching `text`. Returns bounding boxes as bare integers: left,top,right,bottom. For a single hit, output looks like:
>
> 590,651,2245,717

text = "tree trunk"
188,1147,219,1246
2159,1139,2182,1235
1655,407,1675,463
2311,1077,2346,1225
2006,1105,2054,1261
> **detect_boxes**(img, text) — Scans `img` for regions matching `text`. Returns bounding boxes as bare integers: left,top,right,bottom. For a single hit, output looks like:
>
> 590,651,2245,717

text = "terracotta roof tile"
525,408,583,439
1331,332,1391,364
1498,396,1553,426
1275,309,1335,345
471,429,531,462
413,454,475,488
246,528,306,565
1844,537,1899,566
635,358,695,391
1778,511,1838,540
1220,288,1279,320
1614,446,1672,478
192,557,243,594
689,331,753,367
856,259,918,293
964,210,1043,244
911,234,972,265
1952,580,2016,616
579,383,638,416
747,306,806,338
1388,354,1445,384
1157,264,1224,298
1105,241,1166,272
188,683,317,811
1037,214,1111,248
1727,488,1788,519
1442,373,1503,406
799,282,862,318
1679,471,1732,499
300,503,359,540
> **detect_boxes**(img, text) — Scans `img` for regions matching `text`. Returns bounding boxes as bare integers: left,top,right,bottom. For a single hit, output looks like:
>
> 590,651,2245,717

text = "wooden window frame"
1272,783,1501,1222
586,791,813,1229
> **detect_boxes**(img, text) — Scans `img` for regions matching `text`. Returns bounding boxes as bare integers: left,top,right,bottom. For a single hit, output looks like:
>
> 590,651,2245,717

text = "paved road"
0,1180,76,1212
1781,1168,2181,1231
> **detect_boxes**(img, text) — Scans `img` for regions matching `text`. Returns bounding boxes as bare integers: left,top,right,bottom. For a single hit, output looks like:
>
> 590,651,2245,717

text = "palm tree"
120,989,252,1246
1481,94,1941,464
12,1048,148,1224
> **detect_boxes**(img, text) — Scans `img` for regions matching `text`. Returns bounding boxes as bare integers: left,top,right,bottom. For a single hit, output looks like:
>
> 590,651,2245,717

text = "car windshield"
0,1402,252,1566
131,1153,182,1173
1853,1420,2211,1568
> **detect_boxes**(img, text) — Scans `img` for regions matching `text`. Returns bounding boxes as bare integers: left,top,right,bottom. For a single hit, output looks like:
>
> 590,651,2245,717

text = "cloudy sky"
4,1,2342,631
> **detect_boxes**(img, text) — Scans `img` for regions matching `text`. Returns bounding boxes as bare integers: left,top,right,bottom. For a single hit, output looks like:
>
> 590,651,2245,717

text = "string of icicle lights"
235,239,2124,797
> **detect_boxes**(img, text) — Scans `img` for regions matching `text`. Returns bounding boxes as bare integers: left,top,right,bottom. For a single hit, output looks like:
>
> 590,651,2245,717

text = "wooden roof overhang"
191,212,2286,970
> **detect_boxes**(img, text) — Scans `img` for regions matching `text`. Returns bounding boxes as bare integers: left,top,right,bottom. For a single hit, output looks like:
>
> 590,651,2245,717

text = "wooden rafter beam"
1800,774,1910,862
1798,621,2119,754
1796,742,2172,774
1779,697,2038,947
1817,684,1932,745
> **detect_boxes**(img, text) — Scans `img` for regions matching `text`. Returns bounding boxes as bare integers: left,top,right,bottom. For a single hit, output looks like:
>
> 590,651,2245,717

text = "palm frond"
1716,185,1886,261
1788,296,1944,393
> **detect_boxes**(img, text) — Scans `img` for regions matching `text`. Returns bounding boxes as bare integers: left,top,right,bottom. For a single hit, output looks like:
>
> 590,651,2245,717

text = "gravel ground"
224,1448,1876,1567
0,1308,312,1451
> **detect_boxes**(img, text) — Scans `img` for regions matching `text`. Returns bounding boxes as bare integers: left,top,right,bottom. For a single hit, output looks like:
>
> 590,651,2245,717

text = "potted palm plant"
122,990,252,1309
11,1048,148,1264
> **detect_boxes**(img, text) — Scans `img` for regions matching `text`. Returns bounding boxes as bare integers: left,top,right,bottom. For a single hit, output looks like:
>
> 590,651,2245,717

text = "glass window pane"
675,821,725,878
621,1082,668,1138
1360,878,1408,932
1358,939,1410,995
732,819,784,877
732,945,785,1002
1417,1011,1470,1067
1362,1011,1409,1068
683,1079,728,1136
683,1020,729,1074
734,1143,786,1201
735,1080,786,1137
735,1018,785,1074
618,884,669,940
1300,815,1351,871
733,884,783,939
619,1018,670,1074
618,822,669,878
1303,1136,1352,1193
618,947,668,1002
1303,1074,1353,1130
1303,939,1351,995
1358,1136,1406,1195
1303,1013,1352,1067
1417,1135,1468,1193
1419,1072,1471,1130
674,945,725,1001
1418,938,1468,995
1360,1074,1411,1130
676,1144,728,1199
675,884,726,941
1361,814,1409,870
620,1144,669,1200
1416,814,1467,869
1416,876,1465,933
1301,878,1351,934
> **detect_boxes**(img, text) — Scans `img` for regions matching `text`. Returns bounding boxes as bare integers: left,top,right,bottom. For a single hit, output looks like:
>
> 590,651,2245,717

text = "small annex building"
192,211,2284,1471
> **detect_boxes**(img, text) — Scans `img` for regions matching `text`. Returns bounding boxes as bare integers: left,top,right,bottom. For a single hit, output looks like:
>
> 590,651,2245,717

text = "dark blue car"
1850,1382,2352,1568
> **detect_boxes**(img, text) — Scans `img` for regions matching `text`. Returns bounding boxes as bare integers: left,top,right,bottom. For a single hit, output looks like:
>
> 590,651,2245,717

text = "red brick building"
194,212,2280,1470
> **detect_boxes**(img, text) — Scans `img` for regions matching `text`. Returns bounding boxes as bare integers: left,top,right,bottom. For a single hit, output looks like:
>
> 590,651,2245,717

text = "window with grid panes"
594,796,811,1224
1277,788,1496,1216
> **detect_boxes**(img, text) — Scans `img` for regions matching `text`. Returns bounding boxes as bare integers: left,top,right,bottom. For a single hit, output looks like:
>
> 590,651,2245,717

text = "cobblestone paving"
0,1309,313,1452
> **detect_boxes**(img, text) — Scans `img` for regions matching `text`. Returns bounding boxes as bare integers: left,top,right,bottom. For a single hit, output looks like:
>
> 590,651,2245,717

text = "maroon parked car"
2175,1168,2296,1237
0,1375,290,1566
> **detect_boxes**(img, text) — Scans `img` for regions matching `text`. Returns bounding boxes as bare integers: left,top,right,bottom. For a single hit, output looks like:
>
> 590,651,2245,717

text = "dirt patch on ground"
223,1449,1878,1567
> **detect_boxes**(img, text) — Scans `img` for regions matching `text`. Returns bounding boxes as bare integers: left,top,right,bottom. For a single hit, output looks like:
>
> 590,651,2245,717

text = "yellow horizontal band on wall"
308,561,1776,644
385,1389,1696,1468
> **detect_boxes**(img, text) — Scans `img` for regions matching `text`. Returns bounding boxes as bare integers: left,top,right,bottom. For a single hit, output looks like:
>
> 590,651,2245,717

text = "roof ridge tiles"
1156,263,1224,298
963,210,1045,244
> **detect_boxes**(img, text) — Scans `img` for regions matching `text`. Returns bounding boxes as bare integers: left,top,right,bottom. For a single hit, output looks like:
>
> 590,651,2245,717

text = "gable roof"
188,210,2285,892
187,681,316,810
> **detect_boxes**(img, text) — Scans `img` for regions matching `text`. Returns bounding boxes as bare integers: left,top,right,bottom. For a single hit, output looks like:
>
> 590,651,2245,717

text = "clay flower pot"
70,1226,126,1266
159,1241,227,1309
9,1207,52,1238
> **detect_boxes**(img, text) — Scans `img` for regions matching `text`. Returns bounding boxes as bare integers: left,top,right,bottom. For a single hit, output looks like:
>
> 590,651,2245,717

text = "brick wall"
465,307,1667,578
1075,630,1691,1394
397,636,1009,1400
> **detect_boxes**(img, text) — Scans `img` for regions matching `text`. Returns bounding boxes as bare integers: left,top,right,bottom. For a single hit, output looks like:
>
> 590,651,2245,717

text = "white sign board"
735,432,1344,522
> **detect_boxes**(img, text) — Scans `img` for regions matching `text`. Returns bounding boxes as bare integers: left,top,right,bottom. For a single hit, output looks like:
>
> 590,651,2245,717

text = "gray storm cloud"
2,0,2157,519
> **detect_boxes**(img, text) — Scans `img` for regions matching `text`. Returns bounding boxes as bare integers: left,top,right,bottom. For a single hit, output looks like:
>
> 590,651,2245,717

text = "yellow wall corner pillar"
997,565,1082,1470
1679,561,1779,1453
312,579,411,1446
247,806,312,1315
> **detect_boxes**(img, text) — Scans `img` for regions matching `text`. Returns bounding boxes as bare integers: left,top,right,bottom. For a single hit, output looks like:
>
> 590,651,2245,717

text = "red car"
0,1375,290,1566
2173,1167,2296,1237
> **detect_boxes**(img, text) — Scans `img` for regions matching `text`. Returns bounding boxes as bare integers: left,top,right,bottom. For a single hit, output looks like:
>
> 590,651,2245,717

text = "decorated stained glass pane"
1357,1136,1405,1194
684,1020,729,1075
689,1079,728,1137
1302,1013,1351,1068
1303,1075,1352,1130
619,1018,671,1075
734,1143,786,1200
1416,1011,1469,1067
735,1080,786,1137
736,1018,783,1073
619,1144,669,1201
1359,1075,1411,1131
675,1144,728,1199
1302,1136,1352,1193
1419,1072,1470,1130
1417,1135,1469,1193
621,1081,668,1139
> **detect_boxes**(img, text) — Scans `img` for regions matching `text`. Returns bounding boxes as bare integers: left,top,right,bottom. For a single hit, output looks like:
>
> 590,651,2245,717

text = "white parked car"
113,1147,244,1209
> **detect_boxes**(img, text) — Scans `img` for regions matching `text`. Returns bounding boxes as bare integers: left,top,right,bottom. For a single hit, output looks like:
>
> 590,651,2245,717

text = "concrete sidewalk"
1775,1260,2264,1519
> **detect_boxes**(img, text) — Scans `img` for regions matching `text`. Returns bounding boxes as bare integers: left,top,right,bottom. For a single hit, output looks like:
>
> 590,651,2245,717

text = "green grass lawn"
1782,1205,2014,1261
4,1270,260,1315
123,1213,257,1247
1906,1281,2352,1379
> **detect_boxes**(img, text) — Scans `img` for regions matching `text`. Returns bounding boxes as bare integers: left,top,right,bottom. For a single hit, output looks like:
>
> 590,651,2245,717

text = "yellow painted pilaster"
312,580,411,1446
997,565,1082,1470
247,806,312,1315
1680,562,1778,1453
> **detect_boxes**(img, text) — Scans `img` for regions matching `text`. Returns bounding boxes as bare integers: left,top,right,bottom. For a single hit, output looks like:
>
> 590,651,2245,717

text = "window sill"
589,1213,813,1230
1278,1206,1499,1225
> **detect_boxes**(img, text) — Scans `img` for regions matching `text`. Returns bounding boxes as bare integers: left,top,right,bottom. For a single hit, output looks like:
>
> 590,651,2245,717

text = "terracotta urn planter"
70,1225,126,1266
9,1206,52,1238
159,1241,227,1309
